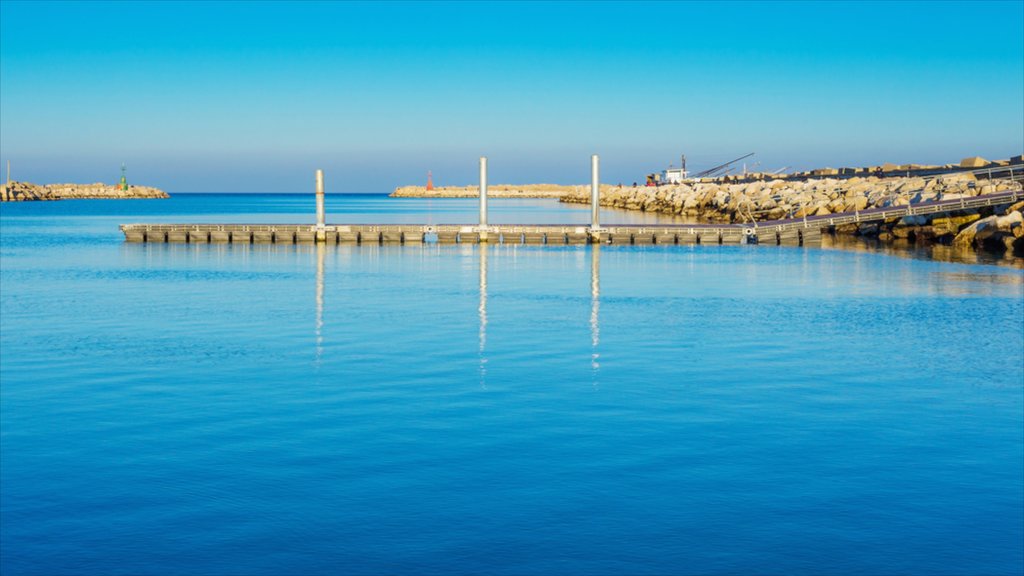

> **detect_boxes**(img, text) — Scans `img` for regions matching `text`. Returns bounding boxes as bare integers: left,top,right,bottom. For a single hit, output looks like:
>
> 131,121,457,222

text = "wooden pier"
120,158,1023,248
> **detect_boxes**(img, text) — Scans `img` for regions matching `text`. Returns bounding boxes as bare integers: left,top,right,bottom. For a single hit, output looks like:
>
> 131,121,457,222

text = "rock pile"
1,181,169,201
560,173,1019,222
949,202,1024,254
557,174,1024,255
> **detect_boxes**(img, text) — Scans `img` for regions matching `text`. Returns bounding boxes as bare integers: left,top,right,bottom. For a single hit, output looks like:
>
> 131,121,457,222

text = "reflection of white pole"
315,242,324,364
479,243,488,387
590,244,600,377
591,154,600,229
315,169,325,228
479,157,488,227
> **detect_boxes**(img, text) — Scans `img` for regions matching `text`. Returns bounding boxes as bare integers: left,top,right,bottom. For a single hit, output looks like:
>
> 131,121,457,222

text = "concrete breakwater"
1,181,168,201
559,172,1024,255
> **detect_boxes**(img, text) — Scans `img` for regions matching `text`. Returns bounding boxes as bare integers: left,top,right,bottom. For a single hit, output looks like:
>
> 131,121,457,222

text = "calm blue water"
2,194,1023,575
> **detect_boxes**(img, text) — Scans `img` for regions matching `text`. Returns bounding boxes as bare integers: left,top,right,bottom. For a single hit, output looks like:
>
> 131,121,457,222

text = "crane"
692,153,755,179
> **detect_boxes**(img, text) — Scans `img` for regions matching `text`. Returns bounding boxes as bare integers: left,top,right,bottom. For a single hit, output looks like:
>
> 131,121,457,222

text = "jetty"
120,157,1023,247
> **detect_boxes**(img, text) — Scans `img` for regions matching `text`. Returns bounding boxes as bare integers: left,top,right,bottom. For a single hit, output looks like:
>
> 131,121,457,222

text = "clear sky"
1,0,1022,193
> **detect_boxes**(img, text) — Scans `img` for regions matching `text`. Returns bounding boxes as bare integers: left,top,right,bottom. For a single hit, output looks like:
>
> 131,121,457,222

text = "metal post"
591,154,600,229
315,169,325,228
479,157,488,228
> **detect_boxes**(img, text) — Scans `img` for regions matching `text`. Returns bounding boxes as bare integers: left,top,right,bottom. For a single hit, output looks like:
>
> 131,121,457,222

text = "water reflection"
315,242,324,365
823,234,1024,269
479,243,488,387
590,245,601,378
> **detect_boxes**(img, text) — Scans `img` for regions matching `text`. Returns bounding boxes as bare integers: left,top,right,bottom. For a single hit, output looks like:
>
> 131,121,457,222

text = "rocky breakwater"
1,181,168,201
946,202,1024,255
559,173,1024,256
391,184,578,198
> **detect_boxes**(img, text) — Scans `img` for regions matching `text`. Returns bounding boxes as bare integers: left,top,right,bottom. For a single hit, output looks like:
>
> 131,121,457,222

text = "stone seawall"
559,175,1024,255
1,181,169,201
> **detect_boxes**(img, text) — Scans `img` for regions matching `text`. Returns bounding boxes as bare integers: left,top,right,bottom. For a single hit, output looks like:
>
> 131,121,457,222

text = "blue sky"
1,0,1022,192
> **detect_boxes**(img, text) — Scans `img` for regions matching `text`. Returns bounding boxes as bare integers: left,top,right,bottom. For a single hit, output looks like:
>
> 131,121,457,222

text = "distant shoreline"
2,181,168,202
392,184,578,199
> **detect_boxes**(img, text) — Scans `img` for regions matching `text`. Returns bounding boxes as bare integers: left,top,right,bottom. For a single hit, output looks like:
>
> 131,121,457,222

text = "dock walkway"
121,189,1022,247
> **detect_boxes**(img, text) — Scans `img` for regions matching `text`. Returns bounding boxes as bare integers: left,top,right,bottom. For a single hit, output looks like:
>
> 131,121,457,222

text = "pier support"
800,227,822,246
589,154,605,243
591,155,600,228
757,231,778,246
337,228,357,243
567,230,589,244
632,232,654,245
315,169,326,242
479,157,489,242
721,230,744,244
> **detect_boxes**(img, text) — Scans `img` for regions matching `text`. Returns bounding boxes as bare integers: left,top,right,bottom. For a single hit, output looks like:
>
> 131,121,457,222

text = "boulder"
892,225,913,239
960,156,989,168
857,223,880,237
1014,236,1024,256
938,172,976,184
900,215,929,226
977,230,1015,253
954,215,997,247
996,211,1023,230
844,195,869,211
932,213,981,235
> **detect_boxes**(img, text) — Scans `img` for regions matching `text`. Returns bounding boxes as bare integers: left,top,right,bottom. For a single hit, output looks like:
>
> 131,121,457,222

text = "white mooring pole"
315,169,325,228
479,157,488,228
591,154,600,229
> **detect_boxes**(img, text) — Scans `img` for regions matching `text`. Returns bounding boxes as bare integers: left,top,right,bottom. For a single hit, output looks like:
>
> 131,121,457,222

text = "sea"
1,193,1022,575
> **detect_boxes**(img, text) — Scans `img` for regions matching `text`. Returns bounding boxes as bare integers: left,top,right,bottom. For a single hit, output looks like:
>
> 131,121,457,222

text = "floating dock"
121,223,816,246
120,159,1023,247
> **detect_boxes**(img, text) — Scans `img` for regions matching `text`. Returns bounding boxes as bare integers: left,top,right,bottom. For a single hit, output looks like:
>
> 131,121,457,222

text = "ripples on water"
1,195,1022,575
